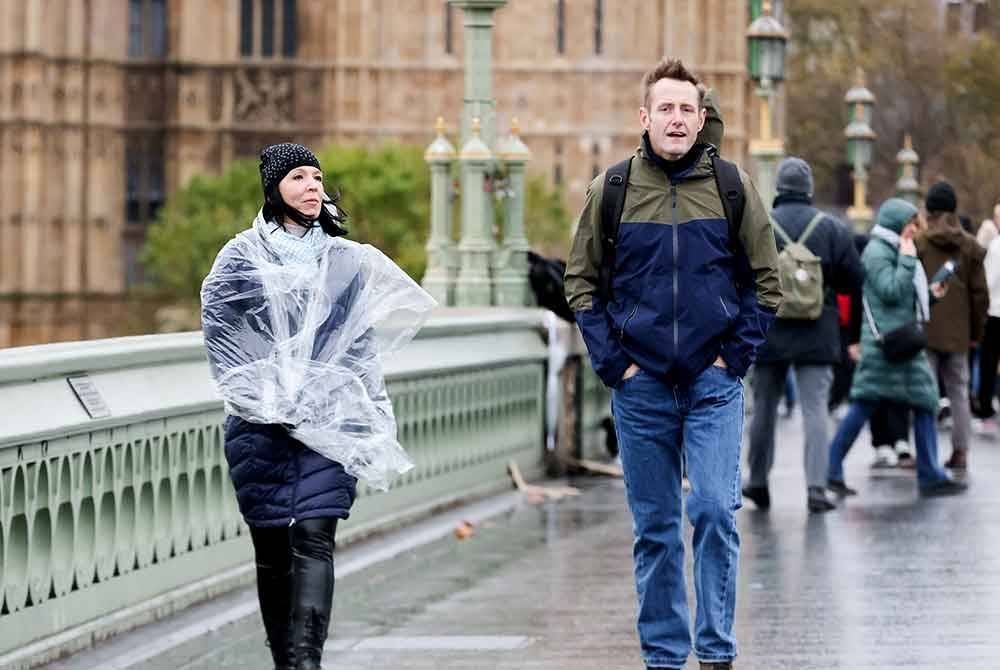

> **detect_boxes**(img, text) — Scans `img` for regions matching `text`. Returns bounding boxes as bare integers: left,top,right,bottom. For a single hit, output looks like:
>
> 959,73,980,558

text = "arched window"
594,0,603,55
444,4,455,54
240,0,298,58
556,0,565,55
128,0,168,59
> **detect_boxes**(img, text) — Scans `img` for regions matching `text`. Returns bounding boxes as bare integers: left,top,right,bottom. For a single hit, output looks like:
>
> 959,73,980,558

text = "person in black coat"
743,157,864,513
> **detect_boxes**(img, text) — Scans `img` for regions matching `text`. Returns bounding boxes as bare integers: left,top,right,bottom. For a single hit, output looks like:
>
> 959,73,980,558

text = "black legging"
250,517,338,667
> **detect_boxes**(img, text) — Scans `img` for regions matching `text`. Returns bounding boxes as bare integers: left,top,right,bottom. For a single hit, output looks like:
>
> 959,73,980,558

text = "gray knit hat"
776,157,814,197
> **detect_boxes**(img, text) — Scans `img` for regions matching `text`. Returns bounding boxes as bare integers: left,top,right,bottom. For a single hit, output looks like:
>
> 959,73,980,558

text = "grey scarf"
870,224,930,322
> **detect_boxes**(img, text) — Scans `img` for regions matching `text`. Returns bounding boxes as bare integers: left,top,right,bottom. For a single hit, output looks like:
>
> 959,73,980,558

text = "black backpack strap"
598,157,632,300
709,150,745,251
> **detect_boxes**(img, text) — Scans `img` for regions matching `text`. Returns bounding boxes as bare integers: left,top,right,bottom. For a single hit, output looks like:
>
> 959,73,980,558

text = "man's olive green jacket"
564,140,781,387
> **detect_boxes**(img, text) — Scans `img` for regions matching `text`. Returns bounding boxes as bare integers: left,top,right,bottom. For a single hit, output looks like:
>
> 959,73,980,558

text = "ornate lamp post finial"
896,132,921,205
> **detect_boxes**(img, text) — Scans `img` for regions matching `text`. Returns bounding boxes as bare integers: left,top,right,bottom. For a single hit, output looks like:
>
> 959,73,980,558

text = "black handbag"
862,297,927,363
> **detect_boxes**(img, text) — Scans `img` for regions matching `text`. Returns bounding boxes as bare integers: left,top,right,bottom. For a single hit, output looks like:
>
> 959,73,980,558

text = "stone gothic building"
0,0,767,346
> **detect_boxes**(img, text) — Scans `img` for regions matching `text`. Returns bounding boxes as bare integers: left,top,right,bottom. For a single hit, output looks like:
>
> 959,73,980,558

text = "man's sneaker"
938,398,953,429
827,479,857,496
919,477,968,497
741,485,770,510
870,445,898,470
699,663,733,670
807,487,837,513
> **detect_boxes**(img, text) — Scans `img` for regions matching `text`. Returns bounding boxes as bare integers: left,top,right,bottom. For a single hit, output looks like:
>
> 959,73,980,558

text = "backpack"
771,212,825,320
597,146,746,300
527,251,575,323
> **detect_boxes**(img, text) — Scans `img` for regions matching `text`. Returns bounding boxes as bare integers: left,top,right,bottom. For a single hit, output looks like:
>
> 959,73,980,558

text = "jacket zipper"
719,296,731,318
621,303,639,340
671,184,679,355
289,441,301,527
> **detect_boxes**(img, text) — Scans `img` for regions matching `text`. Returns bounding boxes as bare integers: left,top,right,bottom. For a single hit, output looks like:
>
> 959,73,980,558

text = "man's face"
639,78,706,161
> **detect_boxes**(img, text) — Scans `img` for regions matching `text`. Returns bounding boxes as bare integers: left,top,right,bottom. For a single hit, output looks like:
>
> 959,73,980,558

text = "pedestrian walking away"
200,143,436,670
826,198,967,498
974,202,1000,431
917,181,988,474
743,156,863,514
565,59,781,670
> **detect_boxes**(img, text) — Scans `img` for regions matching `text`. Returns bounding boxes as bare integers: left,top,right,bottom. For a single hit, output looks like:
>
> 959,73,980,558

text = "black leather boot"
250,527,295,670
287,518,337,670
257,562,294,669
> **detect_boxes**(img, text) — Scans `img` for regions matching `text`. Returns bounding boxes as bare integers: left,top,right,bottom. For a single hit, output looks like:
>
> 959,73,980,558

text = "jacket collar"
640,131,707,181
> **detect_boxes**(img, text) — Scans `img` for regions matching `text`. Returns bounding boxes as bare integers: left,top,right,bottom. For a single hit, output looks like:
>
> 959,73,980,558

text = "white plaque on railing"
67,375,112,419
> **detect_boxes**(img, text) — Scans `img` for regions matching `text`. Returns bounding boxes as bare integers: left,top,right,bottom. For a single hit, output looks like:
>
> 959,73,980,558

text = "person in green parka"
826,198,967,497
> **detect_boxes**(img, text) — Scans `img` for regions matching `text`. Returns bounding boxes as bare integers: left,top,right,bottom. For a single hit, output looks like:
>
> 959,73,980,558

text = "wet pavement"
41,413,1000,669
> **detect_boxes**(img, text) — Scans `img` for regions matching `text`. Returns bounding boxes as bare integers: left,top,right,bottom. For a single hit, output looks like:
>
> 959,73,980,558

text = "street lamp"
895,133,920,206
747,0,788,210
844,68,876,230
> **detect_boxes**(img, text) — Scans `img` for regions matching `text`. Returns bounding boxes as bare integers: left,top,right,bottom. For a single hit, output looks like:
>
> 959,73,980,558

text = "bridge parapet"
0,308,598,668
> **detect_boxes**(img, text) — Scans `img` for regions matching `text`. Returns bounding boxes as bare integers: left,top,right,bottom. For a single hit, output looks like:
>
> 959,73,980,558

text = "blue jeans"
611,365,744,669
827,401,949,487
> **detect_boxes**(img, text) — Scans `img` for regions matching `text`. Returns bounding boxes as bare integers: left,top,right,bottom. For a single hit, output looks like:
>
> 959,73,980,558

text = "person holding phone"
826,198,966,497
917,181,988,474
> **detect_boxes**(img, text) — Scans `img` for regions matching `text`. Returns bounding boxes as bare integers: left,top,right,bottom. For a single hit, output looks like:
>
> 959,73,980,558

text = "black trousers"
250,517,338,667
976,316,1000,417
870,401,910,449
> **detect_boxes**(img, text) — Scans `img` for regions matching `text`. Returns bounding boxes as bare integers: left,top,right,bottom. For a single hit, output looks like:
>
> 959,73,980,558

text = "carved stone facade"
0,0,764,346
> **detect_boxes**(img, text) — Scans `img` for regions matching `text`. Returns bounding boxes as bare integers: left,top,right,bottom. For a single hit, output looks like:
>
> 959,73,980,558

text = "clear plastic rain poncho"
201,211,438,490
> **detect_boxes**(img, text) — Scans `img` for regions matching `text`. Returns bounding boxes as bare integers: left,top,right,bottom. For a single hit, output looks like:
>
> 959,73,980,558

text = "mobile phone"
930,259,959,285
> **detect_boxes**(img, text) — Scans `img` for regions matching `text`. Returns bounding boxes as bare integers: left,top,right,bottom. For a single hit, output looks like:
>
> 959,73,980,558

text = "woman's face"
901,213,926,240
278,166,325,219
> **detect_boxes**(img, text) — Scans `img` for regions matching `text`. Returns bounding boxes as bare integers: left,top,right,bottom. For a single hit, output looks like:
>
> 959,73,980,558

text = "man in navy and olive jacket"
564,59,780,670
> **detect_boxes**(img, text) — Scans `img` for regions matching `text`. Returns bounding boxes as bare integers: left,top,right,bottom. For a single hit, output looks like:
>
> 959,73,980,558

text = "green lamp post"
494,118,532,306
455,117,496,306
845,68,876,231
747,0,788,211
895,133,920,206
422,117,458,305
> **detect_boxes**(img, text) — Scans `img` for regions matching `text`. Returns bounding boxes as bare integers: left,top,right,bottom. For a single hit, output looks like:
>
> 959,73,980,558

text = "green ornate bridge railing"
0,308,611,669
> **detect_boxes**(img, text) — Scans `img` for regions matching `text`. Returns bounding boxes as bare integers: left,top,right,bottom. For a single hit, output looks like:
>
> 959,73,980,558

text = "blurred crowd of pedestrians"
743,159,994,512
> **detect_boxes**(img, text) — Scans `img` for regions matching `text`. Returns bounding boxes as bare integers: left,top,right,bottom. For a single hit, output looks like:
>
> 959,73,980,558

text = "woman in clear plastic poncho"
200,143,436,670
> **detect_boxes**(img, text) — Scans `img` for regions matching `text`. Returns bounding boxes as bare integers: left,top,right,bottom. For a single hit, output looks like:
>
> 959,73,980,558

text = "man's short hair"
641,59,705,109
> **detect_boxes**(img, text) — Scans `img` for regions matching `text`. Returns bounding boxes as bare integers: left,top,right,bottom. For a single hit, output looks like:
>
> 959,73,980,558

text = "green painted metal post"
422,117,458,305
495,118,532,307
450,0,506,307
449,0,505,151
456,119,495,306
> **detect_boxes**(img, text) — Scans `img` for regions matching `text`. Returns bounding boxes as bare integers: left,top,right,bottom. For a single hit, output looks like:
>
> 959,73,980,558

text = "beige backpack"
771,212,825,320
